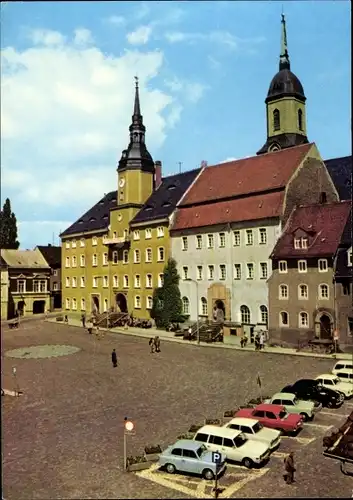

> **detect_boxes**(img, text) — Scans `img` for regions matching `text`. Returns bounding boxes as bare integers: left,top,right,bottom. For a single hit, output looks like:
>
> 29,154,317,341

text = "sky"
1,0,351,250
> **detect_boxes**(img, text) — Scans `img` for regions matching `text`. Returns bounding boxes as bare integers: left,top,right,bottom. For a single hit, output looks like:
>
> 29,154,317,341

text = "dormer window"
348,248,352,267
294,236,308,249
294,238,301,249
302,238,308,249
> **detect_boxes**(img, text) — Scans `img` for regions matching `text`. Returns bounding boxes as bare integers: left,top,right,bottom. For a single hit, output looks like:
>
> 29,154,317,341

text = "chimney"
154,161,162,190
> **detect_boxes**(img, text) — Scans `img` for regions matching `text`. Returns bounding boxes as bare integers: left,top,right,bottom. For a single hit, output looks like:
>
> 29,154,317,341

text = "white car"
316,374,353,399
335,369,353,384
223,417,281,450
332,361,353,375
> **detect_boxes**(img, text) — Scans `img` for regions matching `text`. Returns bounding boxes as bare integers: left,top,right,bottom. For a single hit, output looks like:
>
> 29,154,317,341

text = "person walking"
254,333,260,351
149,337,155,353
283,452,296,484
154,336,161,353
81,313,86,328
111,349,118,368
64,315,68,324
259,331,265,350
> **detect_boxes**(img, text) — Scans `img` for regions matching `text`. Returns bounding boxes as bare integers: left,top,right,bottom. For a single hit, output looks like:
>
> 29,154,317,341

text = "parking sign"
212,451,222,464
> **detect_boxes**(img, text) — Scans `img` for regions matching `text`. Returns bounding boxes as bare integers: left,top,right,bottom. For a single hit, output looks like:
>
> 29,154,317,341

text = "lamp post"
186,278,200,344
123,417,134,471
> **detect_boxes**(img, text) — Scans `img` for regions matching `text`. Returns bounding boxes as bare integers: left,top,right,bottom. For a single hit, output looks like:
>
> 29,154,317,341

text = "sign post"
123,418,134,472
212,451,222,499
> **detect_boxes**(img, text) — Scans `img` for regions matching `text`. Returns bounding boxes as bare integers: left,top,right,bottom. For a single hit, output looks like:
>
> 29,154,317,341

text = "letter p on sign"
212,451,222,464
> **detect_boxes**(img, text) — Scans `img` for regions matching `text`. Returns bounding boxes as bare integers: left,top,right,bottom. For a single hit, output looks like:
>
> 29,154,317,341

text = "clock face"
119,178,125,188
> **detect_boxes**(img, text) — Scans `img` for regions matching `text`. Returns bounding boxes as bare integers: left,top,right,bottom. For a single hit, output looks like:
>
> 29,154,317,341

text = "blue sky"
1,0,351,249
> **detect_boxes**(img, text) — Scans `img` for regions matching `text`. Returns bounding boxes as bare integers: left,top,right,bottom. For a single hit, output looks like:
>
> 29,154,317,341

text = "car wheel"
166,463,176,474
242,458,253,469
337,392,345,404
202,468,215,480
300,412,309,422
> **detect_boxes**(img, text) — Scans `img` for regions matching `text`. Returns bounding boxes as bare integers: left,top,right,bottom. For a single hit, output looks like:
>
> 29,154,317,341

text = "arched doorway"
116,293,128,313
320,314,332,339
33,300,45,314
214,299,225,322
17,301,25,316
92,296,100,314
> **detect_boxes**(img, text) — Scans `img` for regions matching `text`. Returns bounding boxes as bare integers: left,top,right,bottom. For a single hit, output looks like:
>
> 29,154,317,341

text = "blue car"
158,439,226,480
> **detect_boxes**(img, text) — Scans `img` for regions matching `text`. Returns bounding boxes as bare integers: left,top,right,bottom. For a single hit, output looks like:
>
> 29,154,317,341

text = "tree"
0,198,20,249
150,258,183,328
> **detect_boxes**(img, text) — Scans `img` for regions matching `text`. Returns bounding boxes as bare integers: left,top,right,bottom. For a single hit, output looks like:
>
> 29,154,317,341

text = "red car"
235,403,303,435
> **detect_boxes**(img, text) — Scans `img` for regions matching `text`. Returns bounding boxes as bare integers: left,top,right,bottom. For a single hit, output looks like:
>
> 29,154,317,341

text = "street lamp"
123,417,135,471
185,278,200,344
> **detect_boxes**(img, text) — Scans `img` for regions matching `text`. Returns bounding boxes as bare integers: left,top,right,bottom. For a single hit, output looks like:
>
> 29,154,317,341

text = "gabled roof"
60,191,117,238
180,143,313,207
36,245,61,267
1,249,50,269
0,255,8,268
171,191,284,231
324,155,352,201
271,201,352,259
130,168,201,225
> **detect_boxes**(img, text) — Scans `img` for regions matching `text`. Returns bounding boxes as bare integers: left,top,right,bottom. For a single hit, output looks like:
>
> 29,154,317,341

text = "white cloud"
135,3,150,21
127,25,152,46
74,28,94,46
164,30,265,52
164,78,208,103
104,15,126,26
30,29,66,46
18,221,71,249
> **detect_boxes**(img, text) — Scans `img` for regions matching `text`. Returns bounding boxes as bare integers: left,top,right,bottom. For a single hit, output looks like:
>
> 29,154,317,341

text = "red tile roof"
171,191,284,231
180,143,313,206
271,201,352,259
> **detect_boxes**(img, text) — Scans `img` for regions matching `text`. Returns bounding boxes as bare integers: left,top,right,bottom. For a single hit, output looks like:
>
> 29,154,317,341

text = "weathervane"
134,75,139,87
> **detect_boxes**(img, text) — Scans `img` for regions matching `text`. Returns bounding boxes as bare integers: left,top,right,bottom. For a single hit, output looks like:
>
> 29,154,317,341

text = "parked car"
334,369,353,384
281,379,344,408
332,361,353,375
223,417,281,450
158,439,226,480
235,403,303,435
315,374,353,399
264,392,319,421
193,425,271,469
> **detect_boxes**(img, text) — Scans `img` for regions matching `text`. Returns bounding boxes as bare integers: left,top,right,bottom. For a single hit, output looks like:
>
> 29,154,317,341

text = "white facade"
171,218,282,327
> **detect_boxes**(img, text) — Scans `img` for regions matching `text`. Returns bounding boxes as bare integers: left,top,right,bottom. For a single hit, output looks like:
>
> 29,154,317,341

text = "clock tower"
117,77,155,207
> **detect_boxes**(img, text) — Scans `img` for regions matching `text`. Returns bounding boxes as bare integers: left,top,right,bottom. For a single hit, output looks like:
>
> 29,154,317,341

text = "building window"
33,280,47,292
319,284,329,299
299,311,309,328
134,274,141,288
200,297,208,316
182,296,190,315
182,266,189,280
348,248,352,267
298,109,303,131
134,296,141,309
234,264,241,280
102,253,108,265
182,237,188,251
302,238,308,249
246,230,253,246
196,265,203,280
81,298,85,310
92,237,97,246
273,109,280,131
123,250,129,264
241,305,251,324
134,249,140,263
65,241,70,249
145,248,152,263
80,276,85,288
259,228,267,245
207,234,214,249
233,231,240,246
80,255,85,267
65,298,70,309
158,247,165,262
133,230,140,241
343,282,351,295
247,263,254,280
103,276,108,288
348,317,353,336
72,239,77,249
72,256,77,267
103,298,108,312
318,259,328,272
53,283,58,291
146,274,152,288
157,226,164,238
280,311,288,326
158,273,164,287
298,260,307,273
260,305,268,325
66,277,70,287
219,233,226,248
113,231,117,239
279,260,287,273
112,251,118,264
208,265,214,280
146,296,153,310
123,275,129,288
298,284,308,299
145,228,152,239
196,235,203,249
260,262,268,279
93,277,98,288
103,235,107,244
72,277,77,288
92,254,97,266
80,238,85,247
65,256,70,268
53,270,58,277
294,238,301,249
219,264,226,280
279,284,288,299
72,298,77,310
113,275,118,288
17,280,25,293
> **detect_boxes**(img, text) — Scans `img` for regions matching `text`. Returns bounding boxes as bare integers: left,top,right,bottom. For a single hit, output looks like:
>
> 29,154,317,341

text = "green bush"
144,444,162,455
126,455,147,466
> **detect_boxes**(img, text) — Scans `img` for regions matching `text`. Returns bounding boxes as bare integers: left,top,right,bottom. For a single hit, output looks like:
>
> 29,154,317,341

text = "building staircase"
184,320,223,343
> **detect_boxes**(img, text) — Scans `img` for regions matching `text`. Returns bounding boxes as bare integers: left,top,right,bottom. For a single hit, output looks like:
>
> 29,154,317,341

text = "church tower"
117,77,155,206
257,14,309,155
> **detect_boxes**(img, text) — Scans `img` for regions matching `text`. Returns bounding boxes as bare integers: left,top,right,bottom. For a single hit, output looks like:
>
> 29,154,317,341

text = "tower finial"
279,13,290,71
133,75,141,116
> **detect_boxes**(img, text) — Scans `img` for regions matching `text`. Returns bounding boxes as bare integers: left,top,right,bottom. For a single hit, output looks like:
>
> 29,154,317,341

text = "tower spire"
279,13,290,71
133,75,141,117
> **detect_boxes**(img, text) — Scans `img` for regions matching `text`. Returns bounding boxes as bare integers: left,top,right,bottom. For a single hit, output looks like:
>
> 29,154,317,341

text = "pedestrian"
149,337,155,353
81,313,86,328
283,452,296,484
154,336,161,353
188,326,192,340
111,349,118,367
254,333,260,351
64,314,68,324
259,331,265,350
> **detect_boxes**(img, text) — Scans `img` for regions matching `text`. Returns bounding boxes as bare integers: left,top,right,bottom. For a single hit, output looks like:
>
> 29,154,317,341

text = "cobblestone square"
2,320,352,499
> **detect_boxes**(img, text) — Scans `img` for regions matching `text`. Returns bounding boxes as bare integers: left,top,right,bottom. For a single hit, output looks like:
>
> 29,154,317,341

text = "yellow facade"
267,97,307,137
1,268,9,320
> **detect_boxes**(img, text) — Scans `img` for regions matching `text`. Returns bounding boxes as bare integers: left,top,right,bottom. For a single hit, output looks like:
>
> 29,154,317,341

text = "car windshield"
292,397,298,405
279,410,288,419
234,435,247,447
253,422,263,433
332,378,341,385
197,444,207,457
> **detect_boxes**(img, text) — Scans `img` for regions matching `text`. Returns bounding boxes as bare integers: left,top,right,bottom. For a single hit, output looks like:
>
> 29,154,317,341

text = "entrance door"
320,314,332,339
214,299,225,322
33,300,45,314
116,293,128,313
17,301,25,316
92,296,100,314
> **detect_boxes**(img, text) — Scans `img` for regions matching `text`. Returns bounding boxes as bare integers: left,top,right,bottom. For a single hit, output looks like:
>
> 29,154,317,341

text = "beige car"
223,417,281,450
334,369,353,384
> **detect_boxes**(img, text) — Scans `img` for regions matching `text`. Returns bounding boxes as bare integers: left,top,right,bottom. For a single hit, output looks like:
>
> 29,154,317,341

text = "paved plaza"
2,319,352,499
